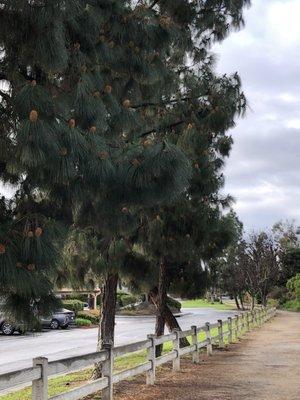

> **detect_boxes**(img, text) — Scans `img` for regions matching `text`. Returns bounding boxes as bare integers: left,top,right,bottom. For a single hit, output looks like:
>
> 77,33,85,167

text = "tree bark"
148,268,189,356
154,260,167,357
93,272,118,379
238,293,244,310
234,294,241,310
261,292,267,307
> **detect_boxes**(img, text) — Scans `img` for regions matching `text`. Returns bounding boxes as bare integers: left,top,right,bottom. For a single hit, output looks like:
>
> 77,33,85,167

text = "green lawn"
181,298,236,310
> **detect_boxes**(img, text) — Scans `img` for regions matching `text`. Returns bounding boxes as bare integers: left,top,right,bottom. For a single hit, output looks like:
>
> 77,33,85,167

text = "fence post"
251,310,255,327
246,312,250,331
146,334,156,385
228,317,233,343
256,309,259,326
240,313,244,331
262,308,266,323
235,315,239,338
191,325,200,363
32,357,48,400
205,322,213,356
172,329,180,371
102,344,113,400
217,320,224,347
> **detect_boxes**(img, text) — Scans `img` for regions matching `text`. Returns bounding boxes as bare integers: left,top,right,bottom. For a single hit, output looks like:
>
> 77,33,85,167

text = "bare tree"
243,232,280,307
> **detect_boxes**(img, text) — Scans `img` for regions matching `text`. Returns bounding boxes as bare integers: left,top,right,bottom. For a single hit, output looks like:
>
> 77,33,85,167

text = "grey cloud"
215,0,300,230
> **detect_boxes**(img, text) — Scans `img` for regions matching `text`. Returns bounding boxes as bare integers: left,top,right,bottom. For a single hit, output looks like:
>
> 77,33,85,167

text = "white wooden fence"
0,307,276,400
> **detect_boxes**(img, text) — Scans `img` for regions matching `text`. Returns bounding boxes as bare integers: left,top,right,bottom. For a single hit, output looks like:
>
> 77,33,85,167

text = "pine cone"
104,85,112,94
68,119,76,128
122,99,131,108
27,264,35,271
131,158,140,167
30,80,37,87
59,148,68,156
0,243,5,254
90,126,97,133
142,139,152,148
35,227,43,237
29,110,38,123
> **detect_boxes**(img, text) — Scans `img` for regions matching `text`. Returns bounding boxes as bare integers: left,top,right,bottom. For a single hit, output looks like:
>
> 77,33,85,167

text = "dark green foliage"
62,299,85,313
64,293,89,302
0,196,64,326
75,318,92,327
166,296,181,311
77,311,99,324
1,0,249,329
117,292,140,308
280,248,300,285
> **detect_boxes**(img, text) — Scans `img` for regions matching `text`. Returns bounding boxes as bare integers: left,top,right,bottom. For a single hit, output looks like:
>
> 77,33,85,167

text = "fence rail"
0,307,276,400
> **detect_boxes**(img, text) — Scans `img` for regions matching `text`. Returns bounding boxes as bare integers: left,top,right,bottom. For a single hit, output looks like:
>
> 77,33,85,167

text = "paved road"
0,308,238,374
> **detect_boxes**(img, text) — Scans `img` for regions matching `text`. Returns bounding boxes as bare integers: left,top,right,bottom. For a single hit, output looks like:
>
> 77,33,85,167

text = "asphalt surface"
0,308,239,375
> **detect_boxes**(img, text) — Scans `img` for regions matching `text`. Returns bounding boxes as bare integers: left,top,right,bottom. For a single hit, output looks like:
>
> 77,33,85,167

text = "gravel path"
112,311,300,400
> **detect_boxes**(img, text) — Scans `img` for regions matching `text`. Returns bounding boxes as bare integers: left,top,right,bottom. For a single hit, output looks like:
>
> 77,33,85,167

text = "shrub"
287,274,300,299
62,300,85,313
267,298,279,308
65,293,89,302
167,296,181,311
77,311,99,324
75,318,92,327
269,286,289,305
282,299,300,312
117,292,139,307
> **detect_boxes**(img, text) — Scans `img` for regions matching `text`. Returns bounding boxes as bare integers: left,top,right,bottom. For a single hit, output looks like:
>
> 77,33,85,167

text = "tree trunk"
154,260,167,357
251,295,255,310
93,272,118,379
261,293,267,307
234,294,241,310
149,285,189,356
238,293,244,310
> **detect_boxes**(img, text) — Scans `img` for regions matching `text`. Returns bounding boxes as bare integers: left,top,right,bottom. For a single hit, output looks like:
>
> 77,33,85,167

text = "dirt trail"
113,311,300,400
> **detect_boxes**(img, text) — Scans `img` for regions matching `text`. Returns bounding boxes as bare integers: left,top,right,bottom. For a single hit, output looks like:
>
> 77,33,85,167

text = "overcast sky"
214,0,300,231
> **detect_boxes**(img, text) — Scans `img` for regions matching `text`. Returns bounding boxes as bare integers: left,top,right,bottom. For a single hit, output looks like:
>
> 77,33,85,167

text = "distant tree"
280,247,300,285
272,221,300,285
286,273,300,300
244,232,280,307
272,220,299,250
209,212,247,309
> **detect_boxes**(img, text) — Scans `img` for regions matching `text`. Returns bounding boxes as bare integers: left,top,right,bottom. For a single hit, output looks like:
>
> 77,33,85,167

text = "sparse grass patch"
181,298,235,310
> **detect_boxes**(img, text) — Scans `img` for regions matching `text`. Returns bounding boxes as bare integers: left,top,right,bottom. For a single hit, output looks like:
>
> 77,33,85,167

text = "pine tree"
0,1,250,345
1,1,192,327
0,194,64,326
